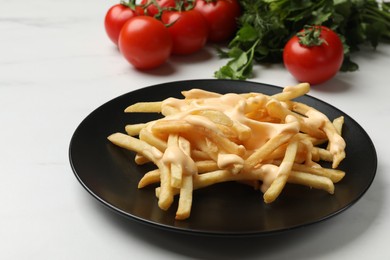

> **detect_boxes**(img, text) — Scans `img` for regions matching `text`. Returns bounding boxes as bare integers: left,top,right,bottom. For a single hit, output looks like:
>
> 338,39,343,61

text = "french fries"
108,83,347,220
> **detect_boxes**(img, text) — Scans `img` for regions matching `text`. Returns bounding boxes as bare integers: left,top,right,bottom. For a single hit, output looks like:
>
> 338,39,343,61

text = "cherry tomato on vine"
104,4,143,45
283,26,344,85
194,0,241,43
118,16,172,70
161,10,208,55
140,0,176,17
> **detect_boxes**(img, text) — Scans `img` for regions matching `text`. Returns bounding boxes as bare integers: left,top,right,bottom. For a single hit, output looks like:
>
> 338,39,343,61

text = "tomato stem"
120,0,137,10
297,25,327,47
148,0,164,18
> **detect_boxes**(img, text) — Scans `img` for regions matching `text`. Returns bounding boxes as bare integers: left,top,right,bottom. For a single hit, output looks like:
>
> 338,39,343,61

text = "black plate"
69,79,377,236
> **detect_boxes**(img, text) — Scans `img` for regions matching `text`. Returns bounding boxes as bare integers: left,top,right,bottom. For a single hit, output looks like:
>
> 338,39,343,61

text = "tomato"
104,4,143,45
162,10,208,55
140,0,176,17
194,0,241,43
118,16,172,70
283,26,344,85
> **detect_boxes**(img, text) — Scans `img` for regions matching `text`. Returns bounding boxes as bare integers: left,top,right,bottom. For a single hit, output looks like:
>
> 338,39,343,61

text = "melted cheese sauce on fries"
108,83,346,220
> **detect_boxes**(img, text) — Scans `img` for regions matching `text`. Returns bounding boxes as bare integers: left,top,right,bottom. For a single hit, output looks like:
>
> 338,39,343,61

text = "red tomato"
283,26,344,85
118,16,172,70
104,4,143,45
162,10,208,55
194,0,241,43
140,0,176,17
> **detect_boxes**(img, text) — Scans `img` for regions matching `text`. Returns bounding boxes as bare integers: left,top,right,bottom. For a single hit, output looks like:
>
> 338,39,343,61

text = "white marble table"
1,0,389,259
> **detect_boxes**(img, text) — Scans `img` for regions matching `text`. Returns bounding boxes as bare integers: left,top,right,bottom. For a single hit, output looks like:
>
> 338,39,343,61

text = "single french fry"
125,123,147,136
263,138,299,203
327,116,344,151
175,175,193,220
169,166,183,189
288,171,335,194
107,133,162,165
175,136,194,220
196,160,218,173
181,88,222,99
152,120,193,136
166,135,183,188
292,163,345,183
124,101,162,113
158,164,174,211
333,116,344,135
272,83,310,102
138,169,160,188
322,121,346,168
193,170,244,190
170,164,182,188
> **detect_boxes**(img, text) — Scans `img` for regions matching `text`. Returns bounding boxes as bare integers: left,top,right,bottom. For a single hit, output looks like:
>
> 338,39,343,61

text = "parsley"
215,0,390,80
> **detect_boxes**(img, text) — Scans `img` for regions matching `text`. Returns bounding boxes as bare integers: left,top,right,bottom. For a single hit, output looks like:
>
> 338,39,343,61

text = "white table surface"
1,0,389,259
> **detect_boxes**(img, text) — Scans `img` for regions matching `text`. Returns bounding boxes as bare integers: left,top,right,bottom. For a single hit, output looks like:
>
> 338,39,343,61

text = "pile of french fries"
108,83,346,220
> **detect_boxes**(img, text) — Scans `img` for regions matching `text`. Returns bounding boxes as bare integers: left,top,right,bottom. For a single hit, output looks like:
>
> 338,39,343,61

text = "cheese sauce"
151,88,344,189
